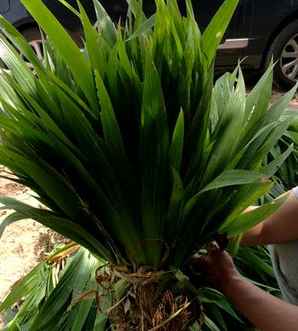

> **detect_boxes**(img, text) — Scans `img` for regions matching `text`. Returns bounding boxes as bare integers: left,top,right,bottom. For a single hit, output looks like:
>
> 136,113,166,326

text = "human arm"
196,247,298,331
241,189,298,246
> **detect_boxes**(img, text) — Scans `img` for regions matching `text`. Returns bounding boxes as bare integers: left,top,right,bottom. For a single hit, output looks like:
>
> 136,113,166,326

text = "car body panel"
0,0,10,14
237,0,298,68
3,0,32,28
4,0,298,71
3,0,96,30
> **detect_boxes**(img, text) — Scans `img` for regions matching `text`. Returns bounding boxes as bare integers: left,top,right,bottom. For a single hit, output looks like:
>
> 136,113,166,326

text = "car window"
193,0,253,39
0,0,10,13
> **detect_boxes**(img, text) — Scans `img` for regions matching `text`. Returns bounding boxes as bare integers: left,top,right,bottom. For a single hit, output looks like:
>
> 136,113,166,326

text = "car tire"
21,27,43,60
266,20,298,88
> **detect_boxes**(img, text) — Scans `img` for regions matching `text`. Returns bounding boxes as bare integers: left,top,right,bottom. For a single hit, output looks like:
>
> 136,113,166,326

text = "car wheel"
21,27,43,60
267,20,298,88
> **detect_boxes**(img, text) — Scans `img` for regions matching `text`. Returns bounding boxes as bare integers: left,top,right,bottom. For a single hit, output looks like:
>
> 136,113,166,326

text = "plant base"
103,268,203,331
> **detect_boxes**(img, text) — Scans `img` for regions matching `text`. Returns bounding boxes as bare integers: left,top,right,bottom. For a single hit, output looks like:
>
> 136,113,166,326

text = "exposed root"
150,291,191,330
97,266,203,331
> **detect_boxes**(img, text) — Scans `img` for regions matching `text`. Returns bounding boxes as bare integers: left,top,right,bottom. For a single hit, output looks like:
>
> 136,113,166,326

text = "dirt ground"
0,169,64,327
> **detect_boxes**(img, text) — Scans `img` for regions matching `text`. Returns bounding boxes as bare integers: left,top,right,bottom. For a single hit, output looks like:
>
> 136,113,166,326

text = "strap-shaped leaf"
93,0,117,45
184,170,267,218
0,197,112,260
0,16,44,76
0,34,35,94
263,82,298,126
262,143,294,177
200,170,267,194
219,181,274,231
169,109,184,171
78,1,105,77
222,193,288,235
22,0,97,109
126,14,155,41
0,260,48,313
96,71,126,160
140,54,169,266
202,0,239,66
30,249,88,330
0,211,25,238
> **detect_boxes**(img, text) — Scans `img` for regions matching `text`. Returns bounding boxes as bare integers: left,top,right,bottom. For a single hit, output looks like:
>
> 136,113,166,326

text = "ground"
0,168,67,327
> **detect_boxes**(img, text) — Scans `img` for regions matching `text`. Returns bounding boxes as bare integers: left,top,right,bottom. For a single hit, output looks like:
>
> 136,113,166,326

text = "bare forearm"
223,276,298,331
241,223,263,245
241,190,298,246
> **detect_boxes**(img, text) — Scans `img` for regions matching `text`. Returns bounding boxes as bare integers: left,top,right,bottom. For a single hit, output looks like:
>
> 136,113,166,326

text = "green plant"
0,244,110,331
273,117,298,190
0,0,296,329
259,113,298,202
1,243,277,331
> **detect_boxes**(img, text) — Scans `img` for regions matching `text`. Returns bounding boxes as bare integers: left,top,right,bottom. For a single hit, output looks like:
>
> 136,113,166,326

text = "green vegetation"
0,0,296,329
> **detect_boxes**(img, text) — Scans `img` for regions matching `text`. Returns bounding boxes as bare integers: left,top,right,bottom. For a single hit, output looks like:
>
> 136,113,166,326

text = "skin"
197,189,298,331
199,248,298,331
242,190,298,246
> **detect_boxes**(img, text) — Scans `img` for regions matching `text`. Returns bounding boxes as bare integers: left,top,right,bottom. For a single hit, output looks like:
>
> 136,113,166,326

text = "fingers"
207,241,219,252
215,234,229,250
189,242,231,273
189,255,208,270
207,241,222,259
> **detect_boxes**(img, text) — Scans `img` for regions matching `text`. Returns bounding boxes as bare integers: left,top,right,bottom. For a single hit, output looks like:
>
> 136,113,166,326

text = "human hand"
191,243,241,293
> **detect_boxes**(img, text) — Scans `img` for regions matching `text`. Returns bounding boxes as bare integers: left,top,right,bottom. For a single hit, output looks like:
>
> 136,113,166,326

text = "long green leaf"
22,0,97,109
222,193,288,235
169,109,184,171
184,170,267,218
201,0,239,66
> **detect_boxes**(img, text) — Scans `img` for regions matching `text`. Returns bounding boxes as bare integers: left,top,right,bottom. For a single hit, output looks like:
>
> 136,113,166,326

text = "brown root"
104,267,203,331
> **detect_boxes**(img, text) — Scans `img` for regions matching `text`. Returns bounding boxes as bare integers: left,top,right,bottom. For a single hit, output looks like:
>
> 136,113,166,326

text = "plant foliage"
0,0,293,268
1,243,278,331
0,0,296,329
0,245,110,331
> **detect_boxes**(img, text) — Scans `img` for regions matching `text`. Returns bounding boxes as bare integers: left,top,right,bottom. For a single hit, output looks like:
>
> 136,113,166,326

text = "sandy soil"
0,170,62,327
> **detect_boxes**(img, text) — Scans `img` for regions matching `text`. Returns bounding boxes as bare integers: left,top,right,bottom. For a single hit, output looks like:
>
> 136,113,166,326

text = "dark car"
3,0,298,86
